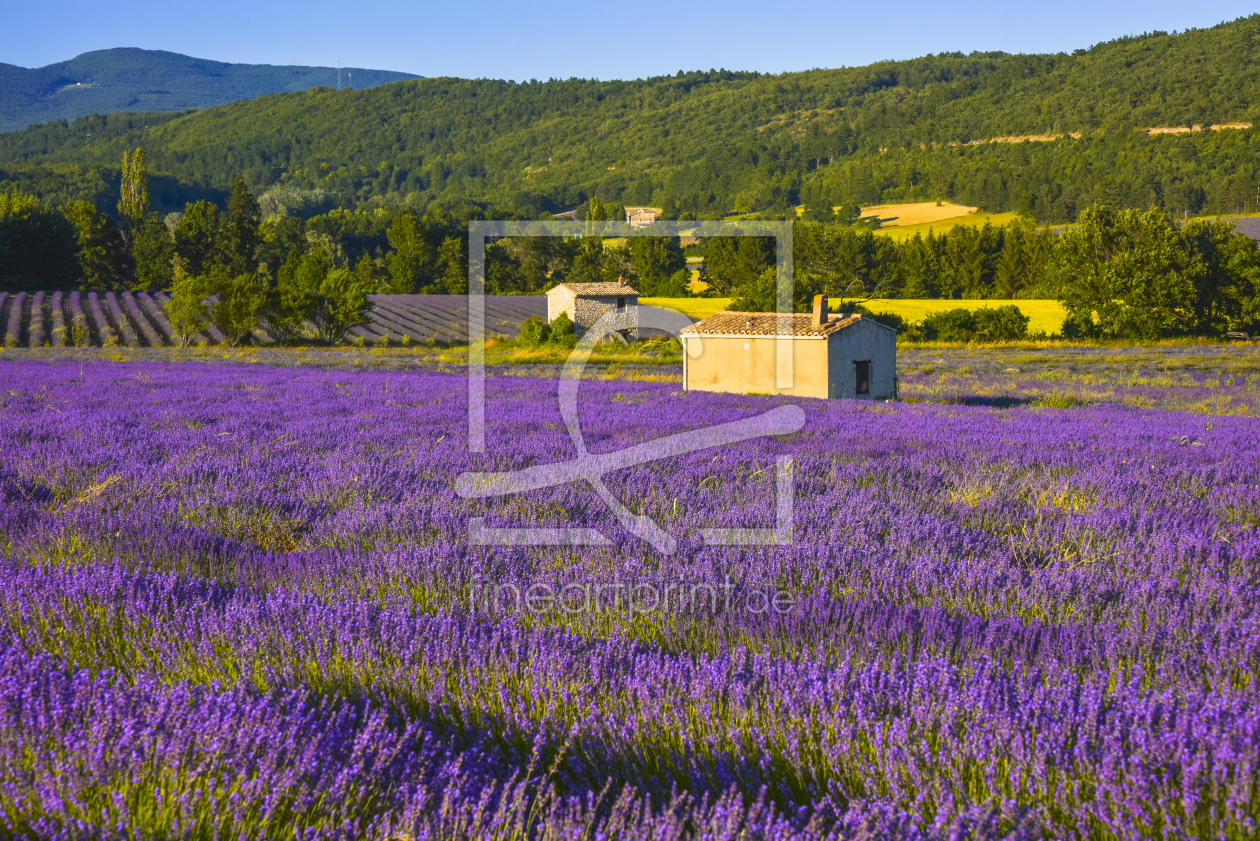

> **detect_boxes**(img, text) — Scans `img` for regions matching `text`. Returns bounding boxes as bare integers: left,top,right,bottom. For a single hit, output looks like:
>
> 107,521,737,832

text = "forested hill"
0,48,419,132
3,18,1260,222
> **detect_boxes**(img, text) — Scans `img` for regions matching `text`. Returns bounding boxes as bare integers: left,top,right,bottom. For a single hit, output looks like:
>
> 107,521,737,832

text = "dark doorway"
854,361,870,395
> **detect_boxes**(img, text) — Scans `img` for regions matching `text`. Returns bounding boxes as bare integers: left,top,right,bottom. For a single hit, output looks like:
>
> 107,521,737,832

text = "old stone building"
679,295,897,399
546,280,640,340
623,207,662,228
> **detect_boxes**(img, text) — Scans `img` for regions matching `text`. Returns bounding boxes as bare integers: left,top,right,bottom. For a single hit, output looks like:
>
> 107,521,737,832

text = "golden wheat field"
639,298,1067,335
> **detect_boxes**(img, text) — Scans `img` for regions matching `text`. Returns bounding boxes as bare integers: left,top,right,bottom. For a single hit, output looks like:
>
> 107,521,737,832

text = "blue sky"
6,1,1257,79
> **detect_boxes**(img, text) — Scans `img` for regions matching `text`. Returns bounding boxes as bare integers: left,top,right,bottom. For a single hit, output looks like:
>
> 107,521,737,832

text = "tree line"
3,149,1259,341
719,214,1260,338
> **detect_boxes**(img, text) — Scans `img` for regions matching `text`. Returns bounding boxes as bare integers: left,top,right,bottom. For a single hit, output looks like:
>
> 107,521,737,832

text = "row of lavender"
0,291,543,348
0,290,225,348
1,362,1258,838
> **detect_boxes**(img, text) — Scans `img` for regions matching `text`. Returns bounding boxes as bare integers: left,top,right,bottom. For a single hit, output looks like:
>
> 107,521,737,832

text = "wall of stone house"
825,319,898,399
573,297,638,338
546,288,576,324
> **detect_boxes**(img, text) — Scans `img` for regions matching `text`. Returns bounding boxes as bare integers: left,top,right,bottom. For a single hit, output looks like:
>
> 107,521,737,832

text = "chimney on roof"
617,276,626,287
811,294,829,327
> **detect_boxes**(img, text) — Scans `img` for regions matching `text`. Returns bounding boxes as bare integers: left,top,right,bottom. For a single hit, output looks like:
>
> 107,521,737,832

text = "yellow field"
873,211,1024,241
638,298,732,319
859,202,977,226
639,298,1067,335
864,299,1065,335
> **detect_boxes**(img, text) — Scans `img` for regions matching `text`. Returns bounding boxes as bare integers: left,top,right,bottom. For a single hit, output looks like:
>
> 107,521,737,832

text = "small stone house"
546,280,640,340
679,295,897,399
624,207,662,228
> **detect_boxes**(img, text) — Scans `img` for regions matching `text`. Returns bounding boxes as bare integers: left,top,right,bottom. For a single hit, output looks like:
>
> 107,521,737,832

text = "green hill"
2,19,1260,222
0,48,419,133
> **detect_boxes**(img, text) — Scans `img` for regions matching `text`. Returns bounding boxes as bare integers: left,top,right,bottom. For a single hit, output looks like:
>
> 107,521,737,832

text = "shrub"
518,316,551,346
972,305,1030,340
920,308,978,341
1061,312,1099,339
644,269,690,298
548,312,577,347
69,316,88,348
840,304,908,333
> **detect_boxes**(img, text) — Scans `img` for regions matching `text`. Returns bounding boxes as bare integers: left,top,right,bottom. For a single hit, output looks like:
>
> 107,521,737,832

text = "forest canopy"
2,17,1260,222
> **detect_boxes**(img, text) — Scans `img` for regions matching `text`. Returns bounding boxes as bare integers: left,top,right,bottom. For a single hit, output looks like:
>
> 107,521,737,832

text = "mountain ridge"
0,48,420,132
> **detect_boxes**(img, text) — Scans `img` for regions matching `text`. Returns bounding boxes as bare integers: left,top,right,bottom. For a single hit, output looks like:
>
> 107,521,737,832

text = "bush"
518,316,551,345
973,305,1030,340
1060,313,1099,339
919,306,1029,342
548,312,577,347
840,303,908,333
645,269,690,298
920,308,978,341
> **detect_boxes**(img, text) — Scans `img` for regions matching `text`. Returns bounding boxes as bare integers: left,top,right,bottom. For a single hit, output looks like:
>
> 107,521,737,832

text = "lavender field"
1,359,1258,839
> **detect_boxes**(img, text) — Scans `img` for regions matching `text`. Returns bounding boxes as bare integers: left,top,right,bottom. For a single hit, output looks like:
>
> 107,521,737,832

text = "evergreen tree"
626,236,686,294
385,215,429,293
174,201,226,276
355,253,391,292
62,200,128,291
0,191,80,291
131,213,175,291
260,249,318,342
224,178,262,274
993,231,1024,299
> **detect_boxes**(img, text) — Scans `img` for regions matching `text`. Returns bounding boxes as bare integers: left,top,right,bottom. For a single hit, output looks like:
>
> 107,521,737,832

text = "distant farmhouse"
624,207,662,228
546,279,640,340
680,295,897,399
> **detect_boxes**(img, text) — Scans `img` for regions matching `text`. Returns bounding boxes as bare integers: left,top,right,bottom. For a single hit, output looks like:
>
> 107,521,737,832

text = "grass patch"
1029,393,1093,409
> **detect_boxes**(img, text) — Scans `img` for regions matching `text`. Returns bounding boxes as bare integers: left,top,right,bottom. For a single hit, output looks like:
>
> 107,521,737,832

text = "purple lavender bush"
0,359,1257,839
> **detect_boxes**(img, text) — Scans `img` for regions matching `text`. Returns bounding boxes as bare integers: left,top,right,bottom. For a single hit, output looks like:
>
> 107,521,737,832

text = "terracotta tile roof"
551,282,641,297
680,311,863,337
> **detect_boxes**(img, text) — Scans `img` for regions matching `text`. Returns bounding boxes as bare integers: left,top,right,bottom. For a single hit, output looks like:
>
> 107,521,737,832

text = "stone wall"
573,297,638,339
546,288,638,339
